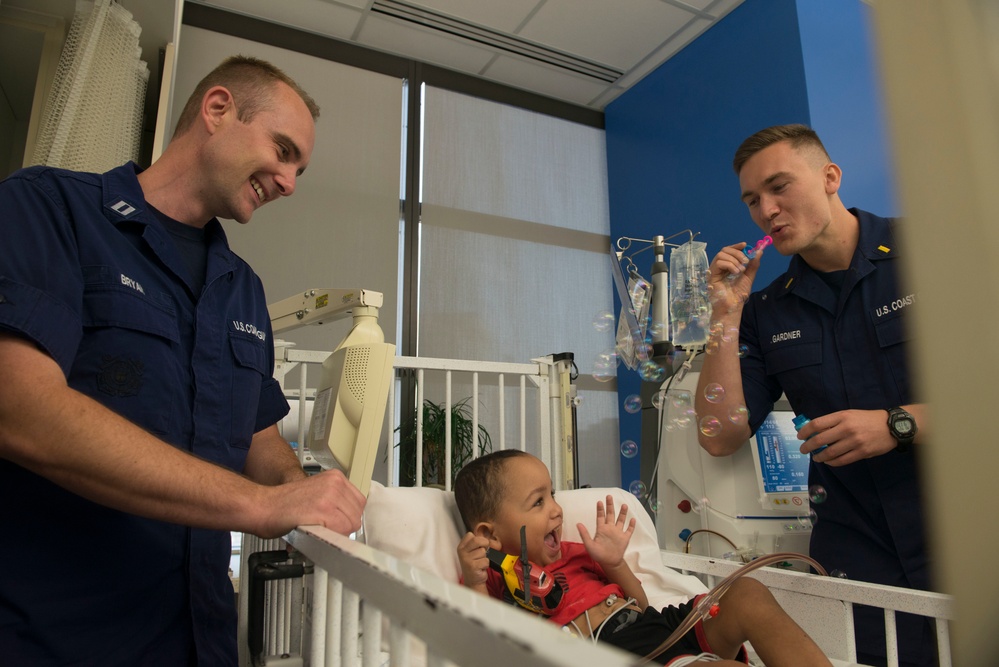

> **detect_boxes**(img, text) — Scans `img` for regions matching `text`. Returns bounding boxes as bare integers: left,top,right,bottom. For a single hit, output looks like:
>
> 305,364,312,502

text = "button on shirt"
0,163,290,666
738,209,931,664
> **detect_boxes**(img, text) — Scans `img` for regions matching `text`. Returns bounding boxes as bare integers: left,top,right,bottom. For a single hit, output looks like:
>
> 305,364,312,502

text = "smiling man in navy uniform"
694,124,933,667
0,56,365,666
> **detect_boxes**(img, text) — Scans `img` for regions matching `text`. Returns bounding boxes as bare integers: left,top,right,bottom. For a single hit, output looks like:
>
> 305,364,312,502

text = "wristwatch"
886,407,917,453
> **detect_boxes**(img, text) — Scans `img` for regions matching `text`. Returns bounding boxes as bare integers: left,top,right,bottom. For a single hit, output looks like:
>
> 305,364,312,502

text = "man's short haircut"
454,450,530,532
173,55,320,138
732,123,830,175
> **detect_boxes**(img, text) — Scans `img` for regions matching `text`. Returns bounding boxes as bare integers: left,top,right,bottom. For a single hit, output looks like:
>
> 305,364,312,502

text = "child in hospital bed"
454,450,832,666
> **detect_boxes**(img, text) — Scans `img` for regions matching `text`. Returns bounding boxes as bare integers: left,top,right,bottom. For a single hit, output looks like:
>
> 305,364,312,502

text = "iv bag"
669,241,710,347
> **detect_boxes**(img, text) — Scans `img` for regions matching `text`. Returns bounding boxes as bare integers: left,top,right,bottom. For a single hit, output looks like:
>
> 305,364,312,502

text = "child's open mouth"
544,528,560,553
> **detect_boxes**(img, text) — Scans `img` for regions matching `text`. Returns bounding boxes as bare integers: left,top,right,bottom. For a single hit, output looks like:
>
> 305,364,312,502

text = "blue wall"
605,0,894,487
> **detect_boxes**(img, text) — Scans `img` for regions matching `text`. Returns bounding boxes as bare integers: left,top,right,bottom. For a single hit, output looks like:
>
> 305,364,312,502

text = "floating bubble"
699,415,723,437
623,394,642,413
647,320,666,340
670,390,693,409
728,405,749,424
663,420,676,432
738,344,749,358
709,321,725,337
674,407,695,429
808,485,827,504
830,569,849,579
704,383,726,403
620,440,639,458
647,498,662,514
705,339,720,355
592,311,615,332
651,391,665,411
797,509,817,529
629,480,648,499
722,326,739,344
639,360,666,382
592,349,619,383
692,496,710,514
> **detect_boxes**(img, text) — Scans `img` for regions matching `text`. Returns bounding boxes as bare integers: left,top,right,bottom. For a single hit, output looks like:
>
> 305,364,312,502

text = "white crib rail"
662,552,954,667
284,524,638,667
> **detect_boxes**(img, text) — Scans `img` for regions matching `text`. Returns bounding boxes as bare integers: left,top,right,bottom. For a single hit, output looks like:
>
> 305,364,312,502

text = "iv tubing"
638,552,828,664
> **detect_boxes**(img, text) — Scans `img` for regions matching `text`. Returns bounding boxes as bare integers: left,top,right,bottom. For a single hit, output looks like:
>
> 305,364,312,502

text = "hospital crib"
237,350,955,667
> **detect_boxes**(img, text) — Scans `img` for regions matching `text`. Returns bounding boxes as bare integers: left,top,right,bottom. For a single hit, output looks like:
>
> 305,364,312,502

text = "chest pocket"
80,284,180,437
228,333,269,449
761,329,823,401
872,307,912,402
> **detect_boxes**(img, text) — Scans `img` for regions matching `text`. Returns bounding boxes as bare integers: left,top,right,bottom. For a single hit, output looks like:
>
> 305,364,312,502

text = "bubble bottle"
793,414,827,455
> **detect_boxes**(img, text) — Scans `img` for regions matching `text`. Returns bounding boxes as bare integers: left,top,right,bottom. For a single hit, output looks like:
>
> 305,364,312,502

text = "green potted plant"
397,397,492,488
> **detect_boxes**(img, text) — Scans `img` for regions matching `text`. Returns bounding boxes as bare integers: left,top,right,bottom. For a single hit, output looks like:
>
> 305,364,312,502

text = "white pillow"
361,482,707,608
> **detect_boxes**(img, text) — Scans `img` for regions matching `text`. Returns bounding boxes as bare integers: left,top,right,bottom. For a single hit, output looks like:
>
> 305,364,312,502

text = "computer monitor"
306,314,395,497
749,410,811,513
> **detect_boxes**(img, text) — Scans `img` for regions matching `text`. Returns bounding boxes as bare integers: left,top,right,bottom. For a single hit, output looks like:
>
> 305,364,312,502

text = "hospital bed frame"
239,350,954,667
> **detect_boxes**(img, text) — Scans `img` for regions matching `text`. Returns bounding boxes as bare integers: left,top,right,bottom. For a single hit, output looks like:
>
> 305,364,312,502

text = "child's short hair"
454,450,531,532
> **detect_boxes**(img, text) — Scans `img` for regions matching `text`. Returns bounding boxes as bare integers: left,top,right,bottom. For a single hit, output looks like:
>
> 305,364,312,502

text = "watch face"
894,419,914,435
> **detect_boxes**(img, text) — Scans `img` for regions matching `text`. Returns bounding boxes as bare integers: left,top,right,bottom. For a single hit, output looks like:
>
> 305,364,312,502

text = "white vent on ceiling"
371,0,623,83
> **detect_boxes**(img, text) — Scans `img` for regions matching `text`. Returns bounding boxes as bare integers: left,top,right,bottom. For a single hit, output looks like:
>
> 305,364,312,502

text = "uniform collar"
101,162,151,226
100,162,236,279
776,208,897,299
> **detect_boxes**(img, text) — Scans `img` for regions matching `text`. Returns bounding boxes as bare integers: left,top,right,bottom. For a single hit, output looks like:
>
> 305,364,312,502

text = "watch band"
886,407,917,453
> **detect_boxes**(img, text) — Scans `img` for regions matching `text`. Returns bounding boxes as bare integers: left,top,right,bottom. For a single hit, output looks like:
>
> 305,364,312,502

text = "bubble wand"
726,235,772,282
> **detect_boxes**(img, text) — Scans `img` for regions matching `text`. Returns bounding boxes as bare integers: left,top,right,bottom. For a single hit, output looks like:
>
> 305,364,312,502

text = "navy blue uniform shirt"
0,163,290,666
739,209,933,665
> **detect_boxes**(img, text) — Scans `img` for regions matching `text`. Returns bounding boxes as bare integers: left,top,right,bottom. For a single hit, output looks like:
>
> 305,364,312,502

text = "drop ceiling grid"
519,0,701,71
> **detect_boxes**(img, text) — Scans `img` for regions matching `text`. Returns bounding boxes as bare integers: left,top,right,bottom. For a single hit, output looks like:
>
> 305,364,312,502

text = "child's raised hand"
577,495,636,570
457,532,491,590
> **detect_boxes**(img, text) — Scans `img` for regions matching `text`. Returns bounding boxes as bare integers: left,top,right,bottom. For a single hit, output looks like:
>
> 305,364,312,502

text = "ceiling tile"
402,0,544,34
357,13,498,75
519,0,698,70
198,0,363,41
483,54,613,107
616,15,713,87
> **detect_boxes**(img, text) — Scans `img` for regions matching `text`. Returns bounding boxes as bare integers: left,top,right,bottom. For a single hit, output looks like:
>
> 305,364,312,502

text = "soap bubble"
639,360,666,382
651,391,665,411
623,394,642,413
830,569,849,579
738,344,749,358
670,390,693,409
808,485,827,504
699,416,723,437
592,349,619,382
620,440,638,458
647,498,661,514
704,383,726,403
728,405,749,424
628,480,648,499
721,326,739,343
709,321,724,337
692,496,709,514
797,509,817,529
705,339,720,355
592,311,615,332
647,320,667,340
674,408,695,429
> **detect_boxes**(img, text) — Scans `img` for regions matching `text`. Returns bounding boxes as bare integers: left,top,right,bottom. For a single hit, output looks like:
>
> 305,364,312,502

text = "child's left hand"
577,495,636,570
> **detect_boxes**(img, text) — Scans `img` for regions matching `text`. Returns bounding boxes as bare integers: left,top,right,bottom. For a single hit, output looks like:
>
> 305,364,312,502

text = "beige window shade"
419,86,620,487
